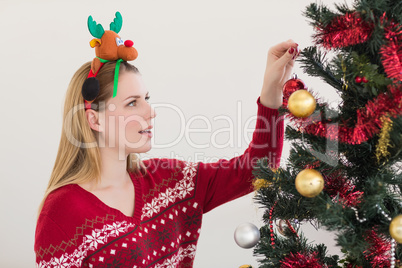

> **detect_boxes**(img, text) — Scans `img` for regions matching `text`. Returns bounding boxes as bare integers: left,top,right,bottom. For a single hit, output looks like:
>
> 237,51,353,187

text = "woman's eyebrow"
124,92,149,100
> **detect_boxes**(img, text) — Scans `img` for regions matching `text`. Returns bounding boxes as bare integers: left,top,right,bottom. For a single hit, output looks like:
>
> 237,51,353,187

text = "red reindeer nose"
124,40,134,47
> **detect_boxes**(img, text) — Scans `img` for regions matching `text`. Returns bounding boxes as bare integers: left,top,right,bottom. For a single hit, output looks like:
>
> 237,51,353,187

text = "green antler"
87,15,105,39
110,11,123,33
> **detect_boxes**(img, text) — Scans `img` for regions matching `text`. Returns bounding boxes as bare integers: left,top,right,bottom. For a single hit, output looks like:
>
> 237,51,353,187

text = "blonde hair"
37,61,148,218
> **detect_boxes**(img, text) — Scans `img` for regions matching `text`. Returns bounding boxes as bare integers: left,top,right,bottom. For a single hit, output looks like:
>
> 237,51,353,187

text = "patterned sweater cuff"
254,96,285,142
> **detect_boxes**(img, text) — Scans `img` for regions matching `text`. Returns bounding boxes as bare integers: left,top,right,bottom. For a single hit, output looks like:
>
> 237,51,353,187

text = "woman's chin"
126,143,152,154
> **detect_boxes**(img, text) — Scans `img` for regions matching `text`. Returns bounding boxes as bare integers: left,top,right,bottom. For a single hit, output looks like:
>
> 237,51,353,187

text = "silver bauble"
234,223,260,249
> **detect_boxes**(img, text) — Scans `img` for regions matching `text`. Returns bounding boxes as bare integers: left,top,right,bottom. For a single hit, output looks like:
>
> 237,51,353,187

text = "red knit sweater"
34,96,284,267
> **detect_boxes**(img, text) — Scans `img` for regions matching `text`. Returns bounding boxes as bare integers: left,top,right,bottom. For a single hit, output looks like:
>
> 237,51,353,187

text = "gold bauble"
239,266,252,268
288,89,316,118
295,169,324,198
389,214,402,243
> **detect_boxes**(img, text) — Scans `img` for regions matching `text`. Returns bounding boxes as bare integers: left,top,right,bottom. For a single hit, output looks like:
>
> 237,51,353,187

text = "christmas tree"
251,0,402,267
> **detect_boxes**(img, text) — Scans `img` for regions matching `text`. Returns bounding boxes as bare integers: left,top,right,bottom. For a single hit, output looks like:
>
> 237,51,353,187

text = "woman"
34,39,299,267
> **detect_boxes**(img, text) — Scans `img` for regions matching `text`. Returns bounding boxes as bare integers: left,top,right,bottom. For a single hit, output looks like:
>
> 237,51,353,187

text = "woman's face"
96,71,156,155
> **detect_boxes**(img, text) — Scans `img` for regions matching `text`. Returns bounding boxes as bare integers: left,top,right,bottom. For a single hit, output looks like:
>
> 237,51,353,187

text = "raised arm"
196,96,285,213
195,40,299,213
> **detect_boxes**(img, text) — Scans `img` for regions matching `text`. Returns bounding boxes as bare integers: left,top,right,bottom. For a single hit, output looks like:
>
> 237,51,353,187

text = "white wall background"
0,0,350,267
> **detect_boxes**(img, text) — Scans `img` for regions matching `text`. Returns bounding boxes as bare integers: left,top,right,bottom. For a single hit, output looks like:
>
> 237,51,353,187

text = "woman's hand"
260,39,299,109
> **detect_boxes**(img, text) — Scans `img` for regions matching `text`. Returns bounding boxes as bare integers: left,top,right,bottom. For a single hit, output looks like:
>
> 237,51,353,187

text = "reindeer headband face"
82,11,138,110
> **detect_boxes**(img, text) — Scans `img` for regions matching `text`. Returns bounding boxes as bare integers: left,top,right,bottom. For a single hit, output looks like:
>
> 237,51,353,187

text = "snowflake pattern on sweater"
34,96,284,267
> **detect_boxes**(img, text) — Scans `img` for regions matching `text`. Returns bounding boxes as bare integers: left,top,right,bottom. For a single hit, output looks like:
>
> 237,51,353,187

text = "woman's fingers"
275,46,298,69
262,39,299,87
268,40,297,59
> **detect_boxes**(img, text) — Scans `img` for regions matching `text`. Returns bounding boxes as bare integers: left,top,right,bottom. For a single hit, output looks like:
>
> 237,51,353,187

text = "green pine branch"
303,2,338,28
253,226,339,267
297,46,343,91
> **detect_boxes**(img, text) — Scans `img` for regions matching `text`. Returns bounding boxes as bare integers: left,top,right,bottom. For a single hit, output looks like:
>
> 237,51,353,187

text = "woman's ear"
85,109,103,132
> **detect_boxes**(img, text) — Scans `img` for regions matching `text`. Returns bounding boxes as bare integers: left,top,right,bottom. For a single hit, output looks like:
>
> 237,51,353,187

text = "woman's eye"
128,96,150,107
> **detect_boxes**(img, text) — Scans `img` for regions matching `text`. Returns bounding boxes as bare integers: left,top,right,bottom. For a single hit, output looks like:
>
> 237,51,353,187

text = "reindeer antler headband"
82,11,138,110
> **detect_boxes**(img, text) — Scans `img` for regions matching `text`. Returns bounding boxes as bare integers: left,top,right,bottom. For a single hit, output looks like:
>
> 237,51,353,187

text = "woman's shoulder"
39,184,90,220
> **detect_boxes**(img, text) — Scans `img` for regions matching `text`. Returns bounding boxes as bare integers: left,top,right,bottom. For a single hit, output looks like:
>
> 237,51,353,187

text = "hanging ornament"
389,215,402,243
277,219,289,236
282,73,306,106
288,90,317,118
355,75,369,83
234,223,260,249
239,265,252,268
276,219,299,237
295,169,324,198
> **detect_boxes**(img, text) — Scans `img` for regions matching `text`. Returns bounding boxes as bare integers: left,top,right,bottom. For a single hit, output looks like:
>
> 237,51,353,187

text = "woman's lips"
139,130,153,138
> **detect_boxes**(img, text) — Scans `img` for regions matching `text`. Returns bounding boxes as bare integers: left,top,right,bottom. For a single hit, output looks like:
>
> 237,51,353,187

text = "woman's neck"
95,147,131,190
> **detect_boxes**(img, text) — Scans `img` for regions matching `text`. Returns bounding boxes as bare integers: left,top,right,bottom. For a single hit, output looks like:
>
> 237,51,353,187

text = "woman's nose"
145,101,157,119
150,106,157,119
124,40,134,47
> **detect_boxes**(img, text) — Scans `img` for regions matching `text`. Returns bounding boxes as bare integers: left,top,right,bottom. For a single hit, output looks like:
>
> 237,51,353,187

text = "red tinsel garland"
379,13,402,81
285,84,402,144
363,228,392,267
380,40,402,82
322,169,363,207
302,163,363,207
280,251,323,268
314,12,373,49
